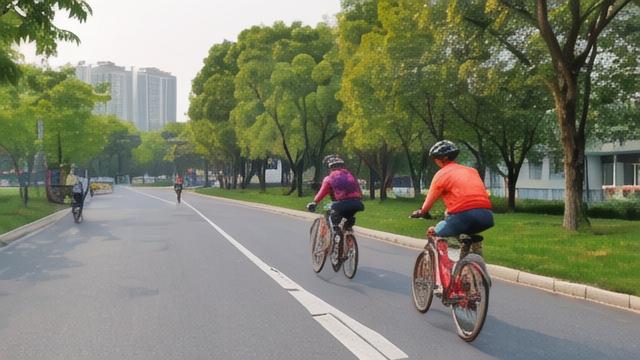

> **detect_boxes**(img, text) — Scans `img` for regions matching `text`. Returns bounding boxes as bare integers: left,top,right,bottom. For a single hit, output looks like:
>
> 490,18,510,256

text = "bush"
490,196,640,221
588,200,640,221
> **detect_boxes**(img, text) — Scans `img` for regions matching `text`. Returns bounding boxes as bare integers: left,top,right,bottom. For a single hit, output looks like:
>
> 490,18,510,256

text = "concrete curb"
189,190,640,314
0,207,70,247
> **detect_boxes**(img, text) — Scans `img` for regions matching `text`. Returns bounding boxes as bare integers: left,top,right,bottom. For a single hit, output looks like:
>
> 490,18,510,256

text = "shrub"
588,199,640,221
490,196,640,220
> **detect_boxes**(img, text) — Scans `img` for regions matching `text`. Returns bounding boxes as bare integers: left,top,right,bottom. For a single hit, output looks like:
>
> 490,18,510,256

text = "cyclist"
71,178,85,213
411,140,493,259
306,155,364,232
174,174,184,203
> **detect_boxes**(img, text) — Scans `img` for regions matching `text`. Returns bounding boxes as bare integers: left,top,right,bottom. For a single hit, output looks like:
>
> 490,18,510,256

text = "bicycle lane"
0,188,354,360
141,188,640,360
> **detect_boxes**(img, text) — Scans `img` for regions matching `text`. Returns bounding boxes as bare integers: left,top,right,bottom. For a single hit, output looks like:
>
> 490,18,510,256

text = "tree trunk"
553,81,585,230
204,159,210,187
258,158,267,193
507,172,517,212
57,131,62,167
380,157,388,201
296,160,304,197
369,165,376,200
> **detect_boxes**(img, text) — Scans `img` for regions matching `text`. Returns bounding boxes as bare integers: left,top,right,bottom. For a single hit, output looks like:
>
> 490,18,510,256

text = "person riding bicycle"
174,174,184,199
306,155,364,232
71,178,84,211
411,140,493,259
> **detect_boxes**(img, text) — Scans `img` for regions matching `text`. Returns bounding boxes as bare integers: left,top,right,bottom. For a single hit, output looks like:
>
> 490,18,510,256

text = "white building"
490,140,640,201
74,61,176,131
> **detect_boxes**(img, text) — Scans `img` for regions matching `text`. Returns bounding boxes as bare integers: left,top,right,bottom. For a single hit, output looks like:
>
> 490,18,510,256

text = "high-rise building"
74,61,176,131
132,67,177,131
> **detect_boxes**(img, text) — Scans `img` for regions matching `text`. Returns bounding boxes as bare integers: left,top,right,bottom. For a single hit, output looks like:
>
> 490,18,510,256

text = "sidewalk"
189,190,640,314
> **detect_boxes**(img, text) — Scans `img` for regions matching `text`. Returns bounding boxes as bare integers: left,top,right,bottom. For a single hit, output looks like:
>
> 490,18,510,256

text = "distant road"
0,187,638,359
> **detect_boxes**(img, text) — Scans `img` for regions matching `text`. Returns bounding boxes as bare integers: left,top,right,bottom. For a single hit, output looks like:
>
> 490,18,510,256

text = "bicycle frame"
425,227,464,304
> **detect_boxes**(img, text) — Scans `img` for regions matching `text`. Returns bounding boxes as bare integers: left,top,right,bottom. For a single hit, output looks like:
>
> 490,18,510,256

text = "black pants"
330,199,364,229
72,193,84,210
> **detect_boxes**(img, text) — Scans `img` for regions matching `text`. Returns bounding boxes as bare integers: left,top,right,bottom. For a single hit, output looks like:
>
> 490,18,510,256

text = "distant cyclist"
71,178,84,212
306,155,364,232
174,174,184,204
411,140,493,259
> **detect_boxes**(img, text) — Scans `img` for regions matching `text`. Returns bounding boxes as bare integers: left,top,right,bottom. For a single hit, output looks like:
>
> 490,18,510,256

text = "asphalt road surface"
0,187,638,360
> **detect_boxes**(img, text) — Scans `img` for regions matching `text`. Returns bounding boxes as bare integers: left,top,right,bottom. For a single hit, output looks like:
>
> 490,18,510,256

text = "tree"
0,0,92,84
132,131,172,177
449,0,639,229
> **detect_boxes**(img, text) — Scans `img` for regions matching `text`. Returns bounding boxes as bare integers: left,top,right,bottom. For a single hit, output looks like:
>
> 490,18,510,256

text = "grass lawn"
0,187,65,235
196,186,640,296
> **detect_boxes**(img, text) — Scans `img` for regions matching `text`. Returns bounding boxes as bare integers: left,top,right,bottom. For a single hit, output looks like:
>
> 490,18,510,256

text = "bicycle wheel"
342,234,358,279
451,261,489,342
310,218,328,273
412,250,435,313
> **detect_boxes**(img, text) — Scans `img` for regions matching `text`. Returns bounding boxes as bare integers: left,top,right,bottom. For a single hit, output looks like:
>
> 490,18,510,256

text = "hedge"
490,196,640,221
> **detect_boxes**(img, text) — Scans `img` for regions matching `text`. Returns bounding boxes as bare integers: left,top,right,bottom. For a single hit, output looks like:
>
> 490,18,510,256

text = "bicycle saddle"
458,234,483,244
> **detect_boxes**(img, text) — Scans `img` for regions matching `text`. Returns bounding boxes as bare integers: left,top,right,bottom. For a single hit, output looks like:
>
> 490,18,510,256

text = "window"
550,154,564,180
602,163,613,186
528,161,542,180
635,164,640,186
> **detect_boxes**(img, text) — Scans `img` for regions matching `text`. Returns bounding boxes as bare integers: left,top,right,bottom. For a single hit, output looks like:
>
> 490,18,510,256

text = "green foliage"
0,1,92,85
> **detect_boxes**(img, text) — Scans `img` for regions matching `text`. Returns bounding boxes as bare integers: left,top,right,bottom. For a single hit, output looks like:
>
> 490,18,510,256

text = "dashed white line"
131,187,408,359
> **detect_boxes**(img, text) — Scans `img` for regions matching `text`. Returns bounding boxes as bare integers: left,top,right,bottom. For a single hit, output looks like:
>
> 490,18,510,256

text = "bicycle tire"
342,234,358,279
331,233,342,272
451,259,490,342
412,250,435,313
310,218,328,273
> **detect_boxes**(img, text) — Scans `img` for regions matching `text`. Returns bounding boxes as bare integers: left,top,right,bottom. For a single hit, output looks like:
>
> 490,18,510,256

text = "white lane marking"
130,187,408,359
315,314,388,360
174,195,408,360
126,187,176,205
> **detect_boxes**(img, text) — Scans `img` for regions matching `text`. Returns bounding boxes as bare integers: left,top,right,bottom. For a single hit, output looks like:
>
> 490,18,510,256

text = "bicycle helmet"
323,154,345,169
429,140,459,160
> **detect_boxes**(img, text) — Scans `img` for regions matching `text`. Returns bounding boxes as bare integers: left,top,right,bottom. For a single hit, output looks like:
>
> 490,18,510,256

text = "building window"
602,163,613,186
550,154,564,180
528,161,542,180
635,164,640,186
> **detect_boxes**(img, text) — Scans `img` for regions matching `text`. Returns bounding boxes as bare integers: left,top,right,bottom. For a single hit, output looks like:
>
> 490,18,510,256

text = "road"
0,187,638,359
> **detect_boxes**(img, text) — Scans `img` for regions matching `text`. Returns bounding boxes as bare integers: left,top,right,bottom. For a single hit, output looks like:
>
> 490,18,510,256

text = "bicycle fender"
455,254,492,287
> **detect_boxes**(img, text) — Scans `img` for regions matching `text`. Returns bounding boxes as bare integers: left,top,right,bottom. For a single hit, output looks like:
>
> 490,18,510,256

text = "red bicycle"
410,215,491,342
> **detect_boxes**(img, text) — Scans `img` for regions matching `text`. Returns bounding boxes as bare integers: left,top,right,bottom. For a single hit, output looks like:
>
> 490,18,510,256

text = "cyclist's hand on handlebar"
410,209,432,219
306,202,317,213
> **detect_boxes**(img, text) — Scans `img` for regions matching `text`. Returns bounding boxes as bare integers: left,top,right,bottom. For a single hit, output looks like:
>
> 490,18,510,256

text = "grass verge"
196,186,640,296
0,187,65,235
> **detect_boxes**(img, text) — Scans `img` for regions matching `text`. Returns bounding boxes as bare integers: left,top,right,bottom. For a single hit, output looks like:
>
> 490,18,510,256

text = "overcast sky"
19,0,342,122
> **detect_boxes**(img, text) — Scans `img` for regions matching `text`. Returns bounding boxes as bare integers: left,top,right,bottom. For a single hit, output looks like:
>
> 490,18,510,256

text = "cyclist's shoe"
434,284,443,297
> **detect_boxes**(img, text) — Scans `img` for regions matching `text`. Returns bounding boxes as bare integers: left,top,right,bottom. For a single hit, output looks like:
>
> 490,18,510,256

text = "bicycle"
71,197,83,223
308,204,359,279
410,213,491,342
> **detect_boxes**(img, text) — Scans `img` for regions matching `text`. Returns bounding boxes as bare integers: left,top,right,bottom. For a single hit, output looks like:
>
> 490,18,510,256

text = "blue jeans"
435,208,494,238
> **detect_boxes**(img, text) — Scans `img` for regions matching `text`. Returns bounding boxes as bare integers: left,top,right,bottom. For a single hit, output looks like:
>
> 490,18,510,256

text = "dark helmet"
429,140,459,160
323,154,345,168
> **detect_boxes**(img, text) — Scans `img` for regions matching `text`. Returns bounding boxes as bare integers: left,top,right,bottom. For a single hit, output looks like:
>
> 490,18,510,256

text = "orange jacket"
421,162,491,214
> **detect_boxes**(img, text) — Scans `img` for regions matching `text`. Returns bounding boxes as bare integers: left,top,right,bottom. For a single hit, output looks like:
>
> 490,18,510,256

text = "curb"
0,207,70,247
189,190,640,314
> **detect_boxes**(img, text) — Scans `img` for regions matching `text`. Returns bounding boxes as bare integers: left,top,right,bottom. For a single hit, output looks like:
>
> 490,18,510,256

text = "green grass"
196,186,640,296
0,187,65,235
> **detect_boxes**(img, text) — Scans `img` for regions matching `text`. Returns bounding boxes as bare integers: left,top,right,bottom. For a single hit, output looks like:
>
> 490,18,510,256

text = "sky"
19,0,342,122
